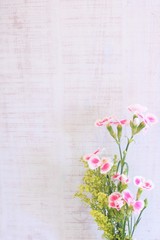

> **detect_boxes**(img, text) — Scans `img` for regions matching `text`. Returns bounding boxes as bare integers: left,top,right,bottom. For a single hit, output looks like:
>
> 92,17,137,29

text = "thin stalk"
122,216,127,239
120,136,134,174
118,143,123,161
125,136,133,154
131,206,146,237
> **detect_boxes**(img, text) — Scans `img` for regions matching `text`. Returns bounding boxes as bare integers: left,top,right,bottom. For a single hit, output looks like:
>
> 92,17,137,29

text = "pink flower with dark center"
112,173,121,180
133,200,144,213
119,174,130,184
122,190,134,205
128,104,158,127
122,190,144,213
100,157,112,174
108,192,124,211
109,119,128,125
142,180,154,190
134,176,145,187
145,113,158,125
83,148,100,161
112,173,129,184
134,176,154,190
95,117,112,127
85,151,113,174
95,117,128,127
88,155,101,170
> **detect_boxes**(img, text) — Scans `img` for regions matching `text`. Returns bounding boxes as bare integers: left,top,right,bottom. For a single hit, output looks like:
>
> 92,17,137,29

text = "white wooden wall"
0,0,160,239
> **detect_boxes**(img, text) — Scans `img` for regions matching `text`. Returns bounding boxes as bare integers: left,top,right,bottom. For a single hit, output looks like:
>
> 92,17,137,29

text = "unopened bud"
136,187,143,200
117,124,122,140
107,125,117,140
144,198,148,208
136,121,146,134
130,120,137,135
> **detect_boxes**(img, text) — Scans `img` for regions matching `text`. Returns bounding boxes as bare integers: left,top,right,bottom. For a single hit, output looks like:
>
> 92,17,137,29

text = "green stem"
125,136,133,153
122,216,127,239
118,143,123,161
131,206,146,237
120,136,134,174
117,142,124,174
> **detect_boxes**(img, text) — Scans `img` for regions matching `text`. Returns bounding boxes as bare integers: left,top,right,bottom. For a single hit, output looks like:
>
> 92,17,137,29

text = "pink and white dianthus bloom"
122,190,144,213
95,117,112,127
119,174,130,184
134,176,154,190
112,173,121,181
88,156,113,174
108,192,124,211
128,104,148,115
95,116,128,127
83,149,113,174
100,157,113,174
88,155,101,170
83,148,100,161
112,173,129,184
108,117,128,126
128,104,158,126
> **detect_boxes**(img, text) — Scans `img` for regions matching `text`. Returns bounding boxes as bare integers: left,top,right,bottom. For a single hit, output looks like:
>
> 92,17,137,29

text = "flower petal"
109,192,121,201
88,155,101,170
133,200,144,213
83,148,100,161
100,162,112,174
142,180,154,190
122,190,134,205
95,117,111,127
134,176,144,187
109,118,128,126
108,192,124,210
119,174,129,184
145,113,158,125
112,173,120,180
128,104,148,114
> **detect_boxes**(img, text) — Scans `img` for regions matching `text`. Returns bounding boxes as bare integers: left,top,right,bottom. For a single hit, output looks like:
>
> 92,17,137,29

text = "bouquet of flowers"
75,104,158,240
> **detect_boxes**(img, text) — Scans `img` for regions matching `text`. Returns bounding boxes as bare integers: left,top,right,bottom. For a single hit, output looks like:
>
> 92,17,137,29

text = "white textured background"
0,0,160,239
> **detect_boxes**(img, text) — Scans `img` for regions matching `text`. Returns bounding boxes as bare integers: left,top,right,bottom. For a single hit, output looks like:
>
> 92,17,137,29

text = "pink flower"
145,113,158,125
95,116,128,127
108,192,124,211
123,190,134,205
112,173,129,184
95,117,112,127
134,176,154,190
142,180,154,190
128,104,158,127
83,148,100,161
122,190,144,213
132,200,144,213
128,104,148,114
112,173,121,181
88,155,101,170
86,153,113,174
109,118,128,125
119,174,130,184
100,157,112,174
134,176,145,187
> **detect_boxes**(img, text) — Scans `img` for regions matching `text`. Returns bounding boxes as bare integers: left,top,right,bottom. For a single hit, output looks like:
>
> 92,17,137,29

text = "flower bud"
130,120,137,135
136,121,146,134
144,198,148,208
136,187,143,200
107,125,117,140
117,124,122,140
133,114,138,120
